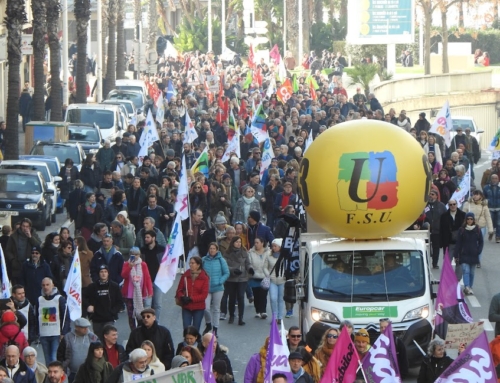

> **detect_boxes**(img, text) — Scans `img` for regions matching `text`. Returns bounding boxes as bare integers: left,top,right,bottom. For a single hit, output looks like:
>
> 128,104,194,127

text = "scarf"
190,269,201,282
85,201,96,214
242,196,255,221
465,224,476,231
303,359,322,383
316,343,335,375
397,118,408,127
257,343,268,383
91,357,106,383
130,258,144,320
292,367,304,382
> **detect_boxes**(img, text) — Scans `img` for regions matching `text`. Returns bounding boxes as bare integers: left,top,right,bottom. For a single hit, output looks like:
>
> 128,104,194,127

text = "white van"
65,103,126,142
115,79,149,100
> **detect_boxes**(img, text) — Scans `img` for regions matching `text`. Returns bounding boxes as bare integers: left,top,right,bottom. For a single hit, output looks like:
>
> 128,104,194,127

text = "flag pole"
62,304,69,331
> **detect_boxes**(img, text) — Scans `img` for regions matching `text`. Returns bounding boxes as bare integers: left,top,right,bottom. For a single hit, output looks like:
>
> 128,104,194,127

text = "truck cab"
295,221,435,366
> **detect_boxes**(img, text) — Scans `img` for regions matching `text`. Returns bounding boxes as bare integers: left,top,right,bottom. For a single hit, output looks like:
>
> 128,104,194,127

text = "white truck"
288,219,436,366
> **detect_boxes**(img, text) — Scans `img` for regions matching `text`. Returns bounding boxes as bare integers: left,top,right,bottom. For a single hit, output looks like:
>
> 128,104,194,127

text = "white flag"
155,93,165,126
221,131,241,162
64,248,82,321
259,138,275,180
155,214,184,293
278,58,287,82
266,77,277,99
174,155,189,220
448,168,471,208
0,246,11,299
304,132,313,153
183,112,198,144
138,109,160,165
429,101,453,147
165,41,179,58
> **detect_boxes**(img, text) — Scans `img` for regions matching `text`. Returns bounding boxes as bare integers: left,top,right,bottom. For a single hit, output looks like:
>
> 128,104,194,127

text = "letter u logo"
348,157,385,203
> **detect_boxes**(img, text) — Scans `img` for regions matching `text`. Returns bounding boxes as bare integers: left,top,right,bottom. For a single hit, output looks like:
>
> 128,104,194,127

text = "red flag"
320,327,360,383
238,99,248,120
309,80,317,101
253,67,263,87
270,44,281,65
276,79,293,104
248,44,256,69
216,76,229,124
302,54,310,69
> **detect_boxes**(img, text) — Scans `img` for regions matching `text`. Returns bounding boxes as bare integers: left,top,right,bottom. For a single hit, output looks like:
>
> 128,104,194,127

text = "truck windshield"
67,109,114,129
312,250,425,302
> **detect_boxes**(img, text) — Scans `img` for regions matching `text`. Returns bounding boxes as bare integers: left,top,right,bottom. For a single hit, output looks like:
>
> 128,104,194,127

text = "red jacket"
0,323,28,359
175,270,209,311
121,261,154,299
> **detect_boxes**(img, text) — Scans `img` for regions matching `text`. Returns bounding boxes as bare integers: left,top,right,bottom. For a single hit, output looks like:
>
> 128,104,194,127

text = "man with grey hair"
417,338,453,381
135,217,167,248
106,348,153,383
440,198,465,280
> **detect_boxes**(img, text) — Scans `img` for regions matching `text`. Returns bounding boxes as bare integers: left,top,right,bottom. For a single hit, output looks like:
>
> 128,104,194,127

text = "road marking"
481,319,494,331
467,295,481,307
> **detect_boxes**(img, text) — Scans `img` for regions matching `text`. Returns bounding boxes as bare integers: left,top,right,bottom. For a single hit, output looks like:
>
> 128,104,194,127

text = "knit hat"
222,173,231,181
1,311,16,324
117,210,129,219
355,328,370,344
249,210,261,222
465,212,475,220
272,238,283,248
99,264,109,271
213,360,227,375
171,355,189,369
214,212,227,225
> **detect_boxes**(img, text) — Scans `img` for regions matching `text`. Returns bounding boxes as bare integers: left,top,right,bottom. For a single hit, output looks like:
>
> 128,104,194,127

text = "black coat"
83,280,123,323
58,166,80,199
440,209,466,248
454,225,484,264
125,322,175,369
67,188,87,221
80,164,103,190
417,355,453,383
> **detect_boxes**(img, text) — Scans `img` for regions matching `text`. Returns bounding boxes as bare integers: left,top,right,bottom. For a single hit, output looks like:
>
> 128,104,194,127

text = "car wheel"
51,210,57,223
38,214,46,232
46,209,52,227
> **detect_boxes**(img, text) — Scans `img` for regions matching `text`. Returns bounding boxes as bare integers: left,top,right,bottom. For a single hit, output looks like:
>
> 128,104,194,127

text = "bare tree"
74,0,91,103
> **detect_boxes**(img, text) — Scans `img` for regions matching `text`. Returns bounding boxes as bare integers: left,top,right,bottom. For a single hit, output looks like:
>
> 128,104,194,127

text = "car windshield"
69,128,100,142
30,145,81,165
0,165,50,182
67,109,114,129
312,250,425,302
0,174,41,193
108,92,143,108
452,119,475,132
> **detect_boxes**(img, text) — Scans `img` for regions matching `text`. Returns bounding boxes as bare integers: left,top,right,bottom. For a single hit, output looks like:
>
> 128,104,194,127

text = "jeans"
269,283,285,320
227,281,247,319
491,210,500,237
204,291,223,328
430,233,441,267
151,284,164,323
40,335,60,364
251,284,268,314
246,284,254,299
462,263,476,288
220,286,229,315
182,309,204,332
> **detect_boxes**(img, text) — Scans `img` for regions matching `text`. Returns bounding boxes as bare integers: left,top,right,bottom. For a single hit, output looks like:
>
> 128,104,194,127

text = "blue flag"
166,80,176,102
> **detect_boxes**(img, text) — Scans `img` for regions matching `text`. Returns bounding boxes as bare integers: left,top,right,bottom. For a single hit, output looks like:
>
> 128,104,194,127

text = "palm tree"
147,0,157,72
46,0,62,121
104,0,117,96
345,64,378,97
31,0,46,121
4,0,27,159
116,0,125,80
74,0,91,103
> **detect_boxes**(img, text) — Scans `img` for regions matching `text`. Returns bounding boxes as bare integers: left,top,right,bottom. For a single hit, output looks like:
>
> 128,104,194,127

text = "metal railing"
374,70,493,104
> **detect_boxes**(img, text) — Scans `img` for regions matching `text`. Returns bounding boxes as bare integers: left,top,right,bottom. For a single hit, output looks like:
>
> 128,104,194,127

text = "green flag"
243,70,252,90
292,74,299,93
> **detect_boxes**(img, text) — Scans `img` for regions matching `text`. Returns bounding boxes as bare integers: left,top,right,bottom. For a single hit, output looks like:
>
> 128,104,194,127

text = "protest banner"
130,362,204,383
444,321,484,349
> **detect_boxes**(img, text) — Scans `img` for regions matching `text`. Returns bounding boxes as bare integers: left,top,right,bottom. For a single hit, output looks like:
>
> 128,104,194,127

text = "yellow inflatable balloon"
298,120,432,239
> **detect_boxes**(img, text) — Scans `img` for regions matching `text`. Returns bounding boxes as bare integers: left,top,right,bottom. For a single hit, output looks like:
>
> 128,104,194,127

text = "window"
0,175,41,193
67,109,114,129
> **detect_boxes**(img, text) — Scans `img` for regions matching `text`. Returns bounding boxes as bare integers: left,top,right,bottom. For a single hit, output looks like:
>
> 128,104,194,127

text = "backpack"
1,328,22,358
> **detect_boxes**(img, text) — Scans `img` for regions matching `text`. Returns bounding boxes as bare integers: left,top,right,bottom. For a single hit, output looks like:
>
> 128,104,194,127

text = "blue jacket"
202,252,230,293
274,192,297,214
247,222,274,248
0,359,35,383
483,184,500,209
21,260,54,306
454,226,484,265
89,247,124,284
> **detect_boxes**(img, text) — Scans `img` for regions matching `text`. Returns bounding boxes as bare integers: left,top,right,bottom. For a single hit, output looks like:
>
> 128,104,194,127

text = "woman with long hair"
41,232,60,266
248,237,271,319
314,328,339,376
54,239,74,292
141,340,165,373
59,227,74,250
76,192,104,241
433,169,456,205
121,247,153,330
175,256,209,332
209,181,231,223
75,236,93,288
73,341,113,383
265,239,286,324
189,182,208,219
180,346,203,365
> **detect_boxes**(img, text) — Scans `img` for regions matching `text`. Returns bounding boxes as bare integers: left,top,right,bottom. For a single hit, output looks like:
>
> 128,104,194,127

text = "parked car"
0,161,61,221
106,89,146,117
65,103,126,142
451,116,484,146
0,169,54,231
68,123,103,154
29,141,86,170
19,155,63,212
115,79,148,101
102,99,138,123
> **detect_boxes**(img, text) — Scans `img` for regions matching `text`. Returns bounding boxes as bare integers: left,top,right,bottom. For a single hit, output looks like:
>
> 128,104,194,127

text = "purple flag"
362,323,401,383
202,333,216,383
434,249,473,339
435,331,498,382
264,314,293,383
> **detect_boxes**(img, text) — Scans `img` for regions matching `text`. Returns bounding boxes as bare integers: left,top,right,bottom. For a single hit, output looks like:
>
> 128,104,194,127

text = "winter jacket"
57,330,99,372
483,184,500,210
80,164,102,190
111,224,135,259
273,192,297,215
462,198,494,232
425,201,447,234
233,197,261,224
175,269,209,311
73,357,113,383
103,343,128,367
58,166,80,199
96,147,115,172
21,260,54,306
440,209,466,248
120,260,153,299
202,252,230,293
0,358,35,383
76,203,104,231
5,228,42,280
125,322,175,369
0,322,28,358
83,279,123,323
105,361,154,383
247,222,274,249
103,204,128,227
198,343,234,377
248,247,271,280
264,253,286,285
89,246,124,284
67,188,86,221
125,187,147,216
244,353,261,383
454,225,483,265
33,362,48,383
417,355,454,383
224,248,251,283
489,292,500,337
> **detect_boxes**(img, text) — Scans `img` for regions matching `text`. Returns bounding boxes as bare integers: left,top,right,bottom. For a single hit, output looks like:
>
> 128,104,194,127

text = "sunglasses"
290,334,302,338
448,203,457,206
327,334,339,339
